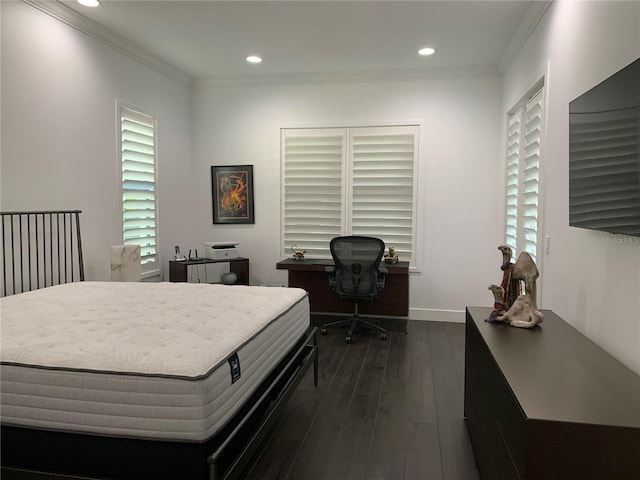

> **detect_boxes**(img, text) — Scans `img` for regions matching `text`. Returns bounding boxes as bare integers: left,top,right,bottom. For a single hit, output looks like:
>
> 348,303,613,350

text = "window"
504,87,544,263
282,125,419,265
119,105,158,276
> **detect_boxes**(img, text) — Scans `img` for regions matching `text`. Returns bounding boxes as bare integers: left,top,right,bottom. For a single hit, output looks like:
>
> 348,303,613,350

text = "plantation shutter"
521,89,544,263
569,108,640,234
282,129,346,257
120,106,158,273
504,87,544,264
282,125,419,265
351,126,418,263
505,109,522,256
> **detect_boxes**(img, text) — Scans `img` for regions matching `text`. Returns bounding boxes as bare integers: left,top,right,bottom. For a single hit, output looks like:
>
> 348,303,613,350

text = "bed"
0,210,318,480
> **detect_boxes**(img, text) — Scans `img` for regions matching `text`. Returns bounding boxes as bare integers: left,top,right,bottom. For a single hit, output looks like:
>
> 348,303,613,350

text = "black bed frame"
1,210,319,480
1,210,85,297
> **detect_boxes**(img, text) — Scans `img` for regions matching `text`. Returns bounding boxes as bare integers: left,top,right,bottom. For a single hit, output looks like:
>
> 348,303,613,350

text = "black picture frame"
211,165,255,224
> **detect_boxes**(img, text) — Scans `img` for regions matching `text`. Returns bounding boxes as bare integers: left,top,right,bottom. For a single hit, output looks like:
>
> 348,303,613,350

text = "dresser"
464,306,640,480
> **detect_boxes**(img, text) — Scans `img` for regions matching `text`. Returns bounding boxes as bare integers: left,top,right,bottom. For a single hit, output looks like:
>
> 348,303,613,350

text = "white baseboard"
409,308,465,323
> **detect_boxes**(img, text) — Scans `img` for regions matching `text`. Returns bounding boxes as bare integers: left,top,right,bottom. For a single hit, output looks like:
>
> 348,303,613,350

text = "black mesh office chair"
320,236,388,344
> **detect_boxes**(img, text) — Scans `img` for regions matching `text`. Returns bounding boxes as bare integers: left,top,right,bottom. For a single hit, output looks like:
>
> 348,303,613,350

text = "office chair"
320,236,388,344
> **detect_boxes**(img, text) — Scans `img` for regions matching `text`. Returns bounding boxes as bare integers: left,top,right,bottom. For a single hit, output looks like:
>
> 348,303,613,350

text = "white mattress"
0,282,310,442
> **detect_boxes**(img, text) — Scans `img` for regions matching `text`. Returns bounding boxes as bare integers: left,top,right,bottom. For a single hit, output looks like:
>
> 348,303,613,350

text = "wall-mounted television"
569,57,640,237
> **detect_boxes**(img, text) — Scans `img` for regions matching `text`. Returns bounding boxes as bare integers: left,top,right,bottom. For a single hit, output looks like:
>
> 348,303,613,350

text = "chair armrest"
377,266,387,291
325,266,337,290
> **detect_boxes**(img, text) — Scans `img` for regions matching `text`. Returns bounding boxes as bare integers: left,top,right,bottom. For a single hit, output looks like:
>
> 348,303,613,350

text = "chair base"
320,312,387,344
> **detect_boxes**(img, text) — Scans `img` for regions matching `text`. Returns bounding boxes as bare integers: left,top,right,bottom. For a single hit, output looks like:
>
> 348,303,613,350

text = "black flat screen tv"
569,57,640,237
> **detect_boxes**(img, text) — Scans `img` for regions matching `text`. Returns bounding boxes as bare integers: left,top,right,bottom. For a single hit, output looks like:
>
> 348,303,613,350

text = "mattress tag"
228,353,241,383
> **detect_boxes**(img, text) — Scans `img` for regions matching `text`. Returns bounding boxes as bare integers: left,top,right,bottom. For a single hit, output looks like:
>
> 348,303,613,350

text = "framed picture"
211,165,255,224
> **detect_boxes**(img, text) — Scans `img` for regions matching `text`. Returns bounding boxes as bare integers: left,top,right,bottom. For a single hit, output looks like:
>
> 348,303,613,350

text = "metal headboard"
0,210,85,297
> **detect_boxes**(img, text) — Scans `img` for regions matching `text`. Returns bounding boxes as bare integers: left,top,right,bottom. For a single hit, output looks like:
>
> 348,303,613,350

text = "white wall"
191,73,504,320
503,0,640,373
0,1,193,281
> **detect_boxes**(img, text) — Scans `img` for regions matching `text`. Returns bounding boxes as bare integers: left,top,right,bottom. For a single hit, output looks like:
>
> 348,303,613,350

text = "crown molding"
498,0,553,74
23,0,192,86
193,64,501,88
23,0,515,90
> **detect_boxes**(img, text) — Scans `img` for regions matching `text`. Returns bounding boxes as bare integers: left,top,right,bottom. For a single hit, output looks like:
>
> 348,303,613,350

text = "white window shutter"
521,90,544,264
282,129,345,257
350,126,418,264
505,109,522,256
282,125,419,265
504,87,544,265
120,106,158,274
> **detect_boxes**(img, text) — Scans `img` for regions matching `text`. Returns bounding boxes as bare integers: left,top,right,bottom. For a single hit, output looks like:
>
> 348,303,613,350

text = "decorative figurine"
497,245,521,310
511,250,540,309
291,245,306,260
384,246,398,264
486,284,507,323
494,292,544,328
487,246,543,328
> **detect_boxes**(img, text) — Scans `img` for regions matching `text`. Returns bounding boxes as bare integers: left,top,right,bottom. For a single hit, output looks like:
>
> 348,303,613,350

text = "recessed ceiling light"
246,56,262,64
418,47,436,56
77,0,100,6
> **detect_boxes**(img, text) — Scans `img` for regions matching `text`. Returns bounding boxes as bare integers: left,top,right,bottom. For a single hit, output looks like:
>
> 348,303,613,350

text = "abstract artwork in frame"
211,165,255,224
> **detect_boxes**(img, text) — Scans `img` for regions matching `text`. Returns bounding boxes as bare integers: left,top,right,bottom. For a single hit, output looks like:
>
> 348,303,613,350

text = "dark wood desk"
169,257,249,284
276,258,409,316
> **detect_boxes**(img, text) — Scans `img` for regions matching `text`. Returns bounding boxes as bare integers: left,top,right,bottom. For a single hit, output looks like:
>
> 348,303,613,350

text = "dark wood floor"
244,319,480,480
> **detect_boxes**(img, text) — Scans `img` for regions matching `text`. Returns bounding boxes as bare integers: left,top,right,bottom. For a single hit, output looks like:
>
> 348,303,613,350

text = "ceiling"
56,0,548,83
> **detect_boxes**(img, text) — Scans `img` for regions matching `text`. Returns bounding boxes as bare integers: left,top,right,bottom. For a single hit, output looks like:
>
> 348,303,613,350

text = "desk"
277,258,409,316
169,257,249,284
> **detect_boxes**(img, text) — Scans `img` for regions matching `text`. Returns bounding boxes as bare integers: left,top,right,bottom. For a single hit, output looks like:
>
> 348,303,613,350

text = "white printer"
204,242,239,260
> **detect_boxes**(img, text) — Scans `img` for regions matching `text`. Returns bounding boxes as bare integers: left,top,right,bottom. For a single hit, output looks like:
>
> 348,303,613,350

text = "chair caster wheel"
380,332,387,340
320,328,327,335
345,336,352,344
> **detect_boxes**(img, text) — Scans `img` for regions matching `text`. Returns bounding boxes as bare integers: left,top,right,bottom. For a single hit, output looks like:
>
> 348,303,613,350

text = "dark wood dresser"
464,306,640,480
